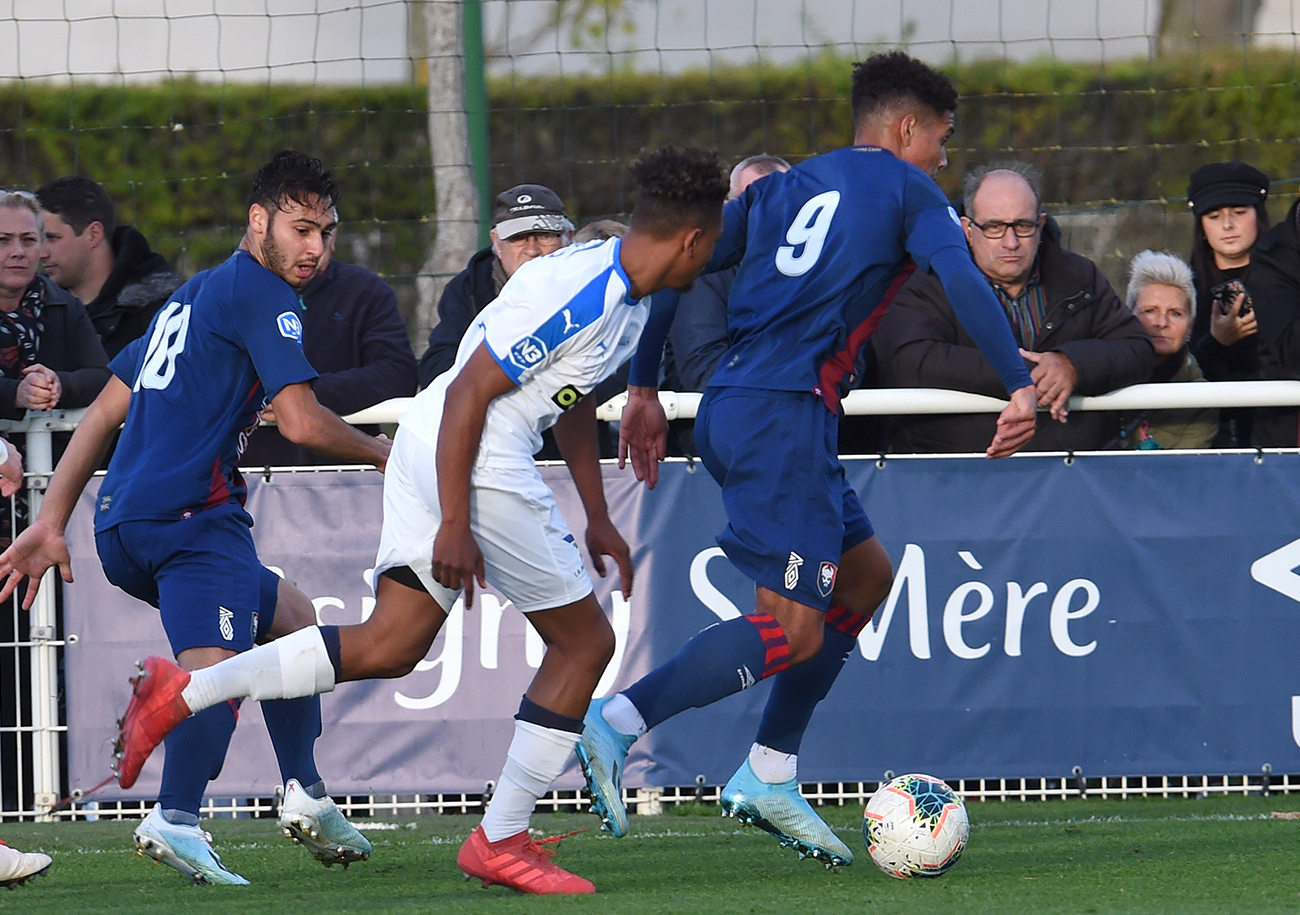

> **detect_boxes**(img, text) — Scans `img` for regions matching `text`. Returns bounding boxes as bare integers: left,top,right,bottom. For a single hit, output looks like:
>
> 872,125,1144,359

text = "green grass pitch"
6,795,1300,913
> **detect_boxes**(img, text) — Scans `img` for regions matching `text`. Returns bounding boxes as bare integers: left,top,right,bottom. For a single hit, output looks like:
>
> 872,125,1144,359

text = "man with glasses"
417,184,574,388
874,161,1153,452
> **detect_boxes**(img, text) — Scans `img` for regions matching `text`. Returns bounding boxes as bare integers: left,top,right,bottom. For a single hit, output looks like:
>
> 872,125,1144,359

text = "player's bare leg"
336,572,448,680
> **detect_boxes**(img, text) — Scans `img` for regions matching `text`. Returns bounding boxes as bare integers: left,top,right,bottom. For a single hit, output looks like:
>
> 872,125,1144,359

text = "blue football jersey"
706,145,1029,399
95,251,318,530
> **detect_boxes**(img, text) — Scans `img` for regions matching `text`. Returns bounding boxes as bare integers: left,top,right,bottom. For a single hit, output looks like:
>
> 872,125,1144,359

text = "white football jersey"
402,237,648,470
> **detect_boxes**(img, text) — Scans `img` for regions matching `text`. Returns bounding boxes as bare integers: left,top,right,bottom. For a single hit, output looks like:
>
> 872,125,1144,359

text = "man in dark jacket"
416,184,573,388
873,162,1153,452
36,176,181,359
241,228,418,467
1240,196,1300,446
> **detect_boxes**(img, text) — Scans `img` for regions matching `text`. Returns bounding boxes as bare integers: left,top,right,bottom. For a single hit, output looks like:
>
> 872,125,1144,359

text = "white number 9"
775,190,840,277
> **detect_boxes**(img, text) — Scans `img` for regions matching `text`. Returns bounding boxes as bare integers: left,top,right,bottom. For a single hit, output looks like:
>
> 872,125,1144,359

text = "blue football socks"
157,701,238,817
754,624,857,755
624,615,788,730
262,695,324,789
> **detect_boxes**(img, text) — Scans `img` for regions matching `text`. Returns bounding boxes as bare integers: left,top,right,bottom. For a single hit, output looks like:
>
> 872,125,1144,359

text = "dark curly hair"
850,51,958,133
629,144,729,237
247,150,340,215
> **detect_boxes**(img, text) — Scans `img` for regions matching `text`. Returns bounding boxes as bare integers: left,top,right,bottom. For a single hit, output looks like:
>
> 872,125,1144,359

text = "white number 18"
135,301,191,392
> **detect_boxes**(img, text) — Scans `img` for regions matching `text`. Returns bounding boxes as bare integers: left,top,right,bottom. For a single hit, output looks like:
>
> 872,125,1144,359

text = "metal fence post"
4,410,82,821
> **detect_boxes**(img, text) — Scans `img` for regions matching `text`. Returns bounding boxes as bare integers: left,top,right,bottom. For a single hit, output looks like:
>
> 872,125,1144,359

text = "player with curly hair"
91,143,730,895
579,50,1039,867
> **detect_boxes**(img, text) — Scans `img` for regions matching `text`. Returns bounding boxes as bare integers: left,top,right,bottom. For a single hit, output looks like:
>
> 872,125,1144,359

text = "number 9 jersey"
706,145,974,400
95,250,318,532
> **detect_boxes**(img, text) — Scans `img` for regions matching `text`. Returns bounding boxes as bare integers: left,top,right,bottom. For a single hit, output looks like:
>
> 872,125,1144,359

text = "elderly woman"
0,190,109,418
1114,250,1218,450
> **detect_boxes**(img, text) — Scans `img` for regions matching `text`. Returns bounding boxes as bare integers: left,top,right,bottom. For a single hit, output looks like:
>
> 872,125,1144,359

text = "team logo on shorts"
552,384,582,410
817,561,838,598
277,311,304,341
218,605,235,642
784,551,804,591
509,335,548,370
250,611,260,643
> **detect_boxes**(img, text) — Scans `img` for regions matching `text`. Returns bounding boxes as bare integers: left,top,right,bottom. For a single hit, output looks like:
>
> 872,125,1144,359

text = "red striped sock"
825,603,873,638
745,613,793,678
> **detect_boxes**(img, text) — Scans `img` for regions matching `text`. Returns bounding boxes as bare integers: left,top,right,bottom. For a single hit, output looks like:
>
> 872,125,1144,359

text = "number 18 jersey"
95,251,318,531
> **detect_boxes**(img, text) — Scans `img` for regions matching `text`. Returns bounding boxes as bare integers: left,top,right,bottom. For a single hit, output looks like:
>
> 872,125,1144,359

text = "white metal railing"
5,379,1300,820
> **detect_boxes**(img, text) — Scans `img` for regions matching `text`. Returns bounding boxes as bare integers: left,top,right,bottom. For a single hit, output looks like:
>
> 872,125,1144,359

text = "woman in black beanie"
1186,160,1270,445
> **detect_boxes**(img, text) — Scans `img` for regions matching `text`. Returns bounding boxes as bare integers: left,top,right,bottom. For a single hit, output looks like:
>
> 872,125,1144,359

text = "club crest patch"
817,561,838,598
277,311,304,341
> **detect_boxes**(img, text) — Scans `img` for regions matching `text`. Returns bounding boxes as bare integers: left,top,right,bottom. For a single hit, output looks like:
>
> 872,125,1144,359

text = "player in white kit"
93,144,730,894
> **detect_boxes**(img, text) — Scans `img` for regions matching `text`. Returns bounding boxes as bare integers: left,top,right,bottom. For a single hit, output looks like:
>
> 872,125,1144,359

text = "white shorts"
372,425,593,613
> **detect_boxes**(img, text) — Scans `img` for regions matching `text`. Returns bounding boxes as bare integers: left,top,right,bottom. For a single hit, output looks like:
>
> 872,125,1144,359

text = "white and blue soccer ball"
863,773,969,879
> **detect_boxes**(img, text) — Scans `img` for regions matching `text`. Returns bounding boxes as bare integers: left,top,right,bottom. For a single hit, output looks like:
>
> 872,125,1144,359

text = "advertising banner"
62,452,1300,798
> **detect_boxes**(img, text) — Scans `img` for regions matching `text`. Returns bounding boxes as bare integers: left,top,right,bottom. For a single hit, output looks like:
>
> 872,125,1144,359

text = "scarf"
0,278,45,378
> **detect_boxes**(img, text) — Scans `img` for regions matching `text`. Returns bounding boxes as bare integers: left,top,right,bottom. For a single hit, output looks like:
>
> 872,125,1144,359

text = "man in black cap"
417,184,574,387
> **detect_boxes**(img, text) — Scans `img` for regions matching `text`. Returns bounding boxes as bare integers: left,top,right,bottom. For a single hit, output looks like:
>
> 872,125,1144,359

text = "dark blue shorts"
696,387,874,611
96,502,279,655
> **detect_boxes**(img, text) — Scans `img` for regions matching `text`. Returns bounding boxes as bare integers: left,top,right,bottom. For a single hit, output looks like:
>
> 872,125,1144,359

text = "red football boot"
115,656,192,788
456,826,594,895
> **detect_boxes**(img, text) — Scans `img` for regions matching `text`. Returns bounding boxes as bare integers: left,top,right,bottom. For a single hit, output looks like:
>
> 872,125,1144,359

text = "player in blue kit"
0,151,390,885
73,145,730,894
578,51,1040,866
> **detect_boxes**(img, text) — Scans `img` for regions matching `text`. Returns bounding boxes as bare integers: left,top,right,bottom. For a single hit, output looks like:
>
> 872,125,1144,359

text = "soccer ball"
863,773,969,879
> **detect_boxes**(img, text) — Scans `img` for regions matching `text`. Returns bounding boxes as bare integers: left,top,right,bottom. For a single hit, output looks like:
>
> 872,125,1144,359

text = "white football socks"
748,742,798,784
600,692,647,737
182,626,337,712
480,719,578,843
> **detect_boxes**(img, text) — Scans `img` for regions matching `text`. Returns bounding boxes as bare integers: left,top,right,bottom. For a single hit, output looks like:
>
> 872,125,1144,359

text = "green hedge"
3,51,1298,293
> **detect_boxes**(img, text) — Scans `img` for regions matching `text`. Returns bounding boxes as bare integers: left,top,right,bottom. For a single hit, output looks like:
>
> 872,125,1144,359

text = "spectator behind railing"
242,220,417,467
1240,171,1300,446
1111,251,1217,450
0,189,110,517
36,175,182,361
416,184,574,389
0,190,111,420
1185,161,1268,446
572,218,627,244
872,162,1153,453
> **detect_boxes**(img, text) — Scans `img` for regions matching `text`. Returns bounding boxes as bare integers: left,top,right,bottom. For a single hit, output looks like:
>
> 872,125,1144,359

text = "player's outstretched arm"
0,377,131,608
618,385,667,490
433,343,515,608
270,381,390,471
553,393,634,598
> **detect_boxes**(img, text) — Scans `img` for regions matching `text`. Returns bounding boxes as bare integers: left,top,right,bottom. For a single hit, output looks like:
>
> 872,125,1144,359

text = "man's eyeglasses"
968,217,1041,239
